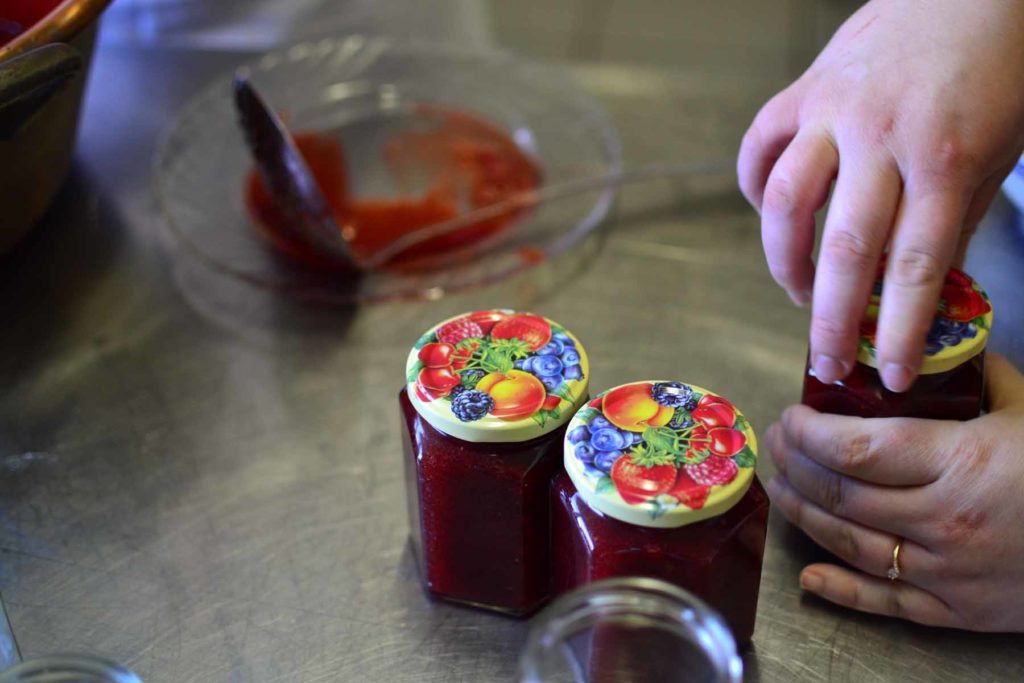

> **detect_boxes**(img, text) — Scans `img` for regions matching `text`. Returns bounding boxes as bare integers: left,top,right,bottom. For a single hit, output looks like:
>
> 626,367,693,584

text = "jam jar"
550,381,769,647
400,309,590,615
802,267,993,419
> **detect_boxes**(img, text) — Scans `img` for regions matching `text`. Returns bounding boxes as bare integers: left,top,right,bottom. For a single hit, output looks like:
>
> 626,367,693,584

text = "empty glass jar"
519,577,743,683
0,655,142,683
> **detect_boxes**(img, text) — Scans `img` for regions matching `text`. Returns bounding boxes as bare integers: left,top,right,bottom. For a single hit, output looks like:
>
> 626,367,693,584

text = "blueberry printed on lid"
857,266,992,375
564,381,757,529
406,310,590,443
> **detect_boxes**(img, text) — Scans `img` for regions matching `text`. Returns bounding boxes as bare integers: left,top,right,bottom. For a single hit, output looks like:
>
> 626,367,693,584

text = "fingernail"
813,354,848,385
789,288,812,307
800,570,823,593
881,362,914,393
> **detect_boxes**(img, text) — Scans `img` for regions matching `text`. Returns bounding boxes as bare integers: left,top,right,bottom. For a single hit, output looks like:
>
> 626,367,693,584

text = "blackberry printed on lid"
564,381,757,528
406,310,590,443
857,266,992,375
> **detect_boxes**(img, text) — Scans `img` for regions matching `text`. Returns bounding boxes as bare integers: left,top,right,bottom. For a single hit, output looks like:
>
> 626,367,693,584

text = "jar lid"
563,381,757,528
857,267,993,375
406,310,590,443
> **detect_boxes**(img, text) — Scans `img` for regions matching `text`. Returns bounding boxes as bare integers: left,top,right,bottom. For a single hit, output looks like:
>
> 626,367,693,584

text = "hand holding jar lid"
802,266,992,420
550,380,769,647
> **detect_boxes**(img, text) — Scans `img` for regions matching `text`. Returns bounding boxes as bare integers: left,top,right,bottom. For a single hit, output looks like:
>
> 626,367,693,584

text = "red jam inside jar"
400,310,590,615
802,267,992,419
550,381,769,647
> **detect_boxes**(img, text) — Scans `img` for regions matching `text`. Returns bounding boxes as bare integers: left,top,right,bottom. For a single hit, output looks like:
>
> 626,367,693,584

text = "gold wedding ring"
887,540,902,581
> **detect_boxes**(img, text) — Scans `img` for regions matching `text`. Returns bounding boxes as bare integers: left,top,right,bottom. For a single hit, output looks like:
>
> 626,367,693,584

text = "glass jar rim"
0,655,142,683
519,577,743,683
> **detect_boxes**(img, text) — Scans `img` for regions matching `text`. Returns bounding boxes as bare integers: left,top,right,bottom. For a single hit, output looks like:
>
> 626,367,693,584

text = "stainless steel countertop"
2,37,1024,683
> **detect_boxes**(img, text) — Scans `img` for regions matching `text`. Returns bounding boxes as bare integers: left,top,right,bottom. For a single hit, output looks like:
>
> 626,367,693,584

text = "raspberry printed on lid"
857,265,992,374
564,381,757,528
406,310,590,443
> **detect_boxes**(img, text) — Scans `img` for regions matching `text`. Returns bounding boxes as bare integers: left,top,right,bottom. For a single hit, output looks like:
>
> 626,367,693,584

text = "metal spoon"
233,74,362,270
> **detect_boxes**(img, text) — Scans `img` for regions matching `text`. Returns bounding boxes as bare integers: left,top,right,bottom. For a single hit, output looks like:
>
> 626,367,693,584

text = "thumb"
985,352,1024,412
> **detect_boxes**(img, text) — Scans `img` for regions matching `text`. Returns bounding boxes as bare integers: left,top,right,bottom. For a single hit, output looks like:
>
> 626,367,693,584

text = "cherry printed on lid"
564,381,757,528
406,310,590,443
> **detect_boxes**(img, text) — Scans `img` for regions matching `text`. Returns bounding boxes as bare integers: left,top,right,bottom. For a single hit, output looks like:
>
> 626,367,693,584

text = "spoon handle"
363,159,735,268
234,75,361,269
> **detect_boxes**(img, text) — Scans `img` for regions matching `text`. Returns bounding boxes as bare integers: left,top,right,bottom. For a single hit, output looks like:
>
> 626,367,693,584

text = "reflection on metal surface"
0,38,1023,683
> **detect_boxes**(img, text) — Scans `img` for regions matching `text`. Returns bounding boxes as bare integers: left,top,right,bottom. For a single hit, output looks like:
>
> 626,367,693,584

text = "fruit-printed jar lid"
857,267,992,375
406,310,590,443
564,381,757,529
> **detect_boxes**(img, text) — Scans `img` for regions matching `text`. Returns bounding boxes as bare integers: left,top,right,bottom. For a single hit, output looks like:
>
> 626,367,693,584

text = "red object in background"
549,471,769,648
0,0,62,46
399,390,565,615
801,354,985,420
243,107,542,272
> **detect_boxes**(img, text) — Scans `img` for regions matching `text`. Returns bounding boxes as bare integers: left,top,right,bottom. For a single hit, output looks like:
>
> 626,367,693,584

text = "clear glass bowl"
155,36,621,303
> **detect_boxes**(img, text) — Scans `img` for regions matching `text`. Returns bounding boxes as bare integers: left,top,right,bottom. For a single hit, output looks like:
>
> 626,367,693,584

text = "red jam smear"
1,0,63,47
399,390,564,616
550,471,769,647
244,105,541,272
801,354,984,420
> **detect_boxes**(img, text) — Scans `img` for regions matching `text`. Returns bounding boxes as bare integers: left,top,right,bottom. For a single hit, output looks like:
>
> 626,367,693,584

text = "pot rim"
0,0,115,60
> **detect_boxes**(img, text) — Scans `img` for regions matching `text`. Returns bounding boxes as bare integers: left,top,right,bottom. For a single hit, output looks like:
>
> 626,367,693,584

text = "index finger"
809,152,901,384
780,404,949,485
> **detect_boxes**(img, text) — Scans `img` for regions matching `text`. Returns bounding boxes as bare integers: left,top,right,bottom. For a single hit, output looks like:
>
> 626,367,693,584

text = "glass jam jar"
0,655,142,683
400,309,590,616
550,381,769,647
519,577,743,683
802,267,993,419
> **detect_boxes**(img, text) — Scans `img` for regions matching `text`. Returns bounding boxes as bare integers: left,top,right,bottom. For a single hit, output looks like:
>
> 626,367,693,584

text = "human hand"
738,0,1024,392
765,353,1024,631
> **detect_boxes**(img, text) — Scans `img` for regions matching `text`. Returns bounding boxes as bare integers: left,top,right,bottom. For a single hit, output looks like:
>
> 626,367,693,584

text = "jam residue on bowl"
244,105,542,271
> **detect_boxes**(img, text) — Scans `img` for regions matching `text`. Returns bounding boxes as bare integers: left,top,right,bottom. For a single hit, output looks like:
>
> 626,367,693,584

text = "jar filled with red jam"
550,381,769,647
802,267,993,419
400,310,590,616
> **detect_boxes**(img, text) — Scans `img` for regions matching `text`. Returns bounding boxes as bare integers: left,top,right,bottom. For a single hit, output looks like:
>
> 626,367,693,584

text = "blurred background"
97,0,864,76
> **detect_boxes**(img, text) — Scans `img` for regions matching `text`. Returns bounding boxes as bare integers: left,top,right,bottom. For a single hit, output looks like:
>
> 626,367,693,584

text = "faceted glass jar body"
801,353,984,420
550,471,769,647
400,390,566,615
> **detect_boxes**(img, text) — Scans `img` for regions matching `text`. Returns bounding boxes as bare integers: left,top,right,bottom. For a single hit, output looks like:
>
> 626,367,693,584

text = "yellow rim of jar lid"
564,381,757,529
856,267,993,375
406,310,590,443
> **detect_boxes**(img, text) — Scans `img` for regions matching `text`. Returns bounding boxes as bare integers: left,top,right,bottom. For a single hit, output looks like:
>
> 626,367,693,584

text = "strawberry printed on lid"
564,381,757,529
858,266,992,375
406,310,589,443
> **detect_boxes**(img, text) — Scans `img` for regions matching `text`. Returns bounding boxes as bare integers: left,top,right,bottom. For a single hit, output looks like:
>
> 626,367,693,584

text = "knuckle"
887,590,905,620
863,114,897,148
832,432,874,473
821,472,847,515
921,133,981,184
762,176,802,219
889,247,946,288
810,315,852,345
788,492,805,528
835,523,861,564
848,580,864,609
821,228,876,274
